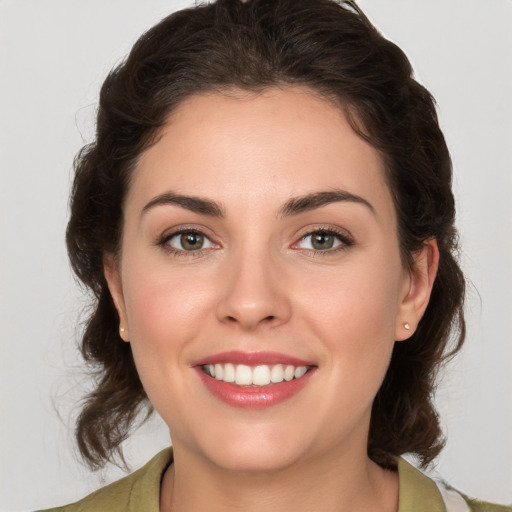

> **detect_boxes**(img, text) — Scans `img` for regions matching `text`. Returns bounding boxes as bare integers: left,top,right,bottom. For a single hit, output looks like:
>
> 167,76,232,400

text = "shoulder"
35,448,173,512
463,497,512,512
397,457,511,512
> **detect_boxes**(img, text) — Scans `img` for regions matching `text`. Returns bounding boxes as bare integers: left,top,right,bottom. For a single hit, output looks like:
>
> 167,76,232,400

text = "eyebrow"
142,192,225,217
141,188,375,218
279,189,375,217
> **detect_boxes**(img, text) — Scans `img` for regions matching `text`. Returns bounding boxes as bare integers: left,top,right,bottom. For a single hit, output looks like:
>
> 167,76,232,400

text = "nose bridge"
216,236,291,330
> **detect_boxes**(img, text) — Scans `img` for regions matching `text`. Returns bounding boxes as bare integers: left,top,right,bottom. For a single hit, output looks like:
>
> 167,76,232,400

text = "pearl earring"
404,323,411,330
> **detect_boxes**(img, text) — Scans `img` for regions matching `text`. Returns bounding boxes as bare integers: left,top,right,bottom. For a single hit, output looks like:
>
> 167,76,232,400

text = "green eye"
180,233,205,250
166,231,213,251
310,232,336,250
297,230,352,252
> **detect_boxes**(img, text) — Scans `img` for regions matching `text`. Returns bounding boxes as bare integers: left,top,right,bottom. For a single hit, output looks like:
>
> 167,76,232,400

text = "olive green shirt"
38,448,511,512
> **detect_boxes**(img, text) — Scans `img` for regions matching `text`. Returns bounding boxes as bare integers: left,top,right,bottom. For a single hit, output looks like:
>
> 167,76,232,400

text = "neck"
160,442,398,512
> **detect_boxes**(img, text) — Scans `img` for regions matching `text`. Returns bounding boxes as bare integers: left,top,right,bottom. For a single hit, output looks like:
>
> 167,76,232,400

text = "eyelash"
157,228,214,258
295,227,354,256
156,227,354,258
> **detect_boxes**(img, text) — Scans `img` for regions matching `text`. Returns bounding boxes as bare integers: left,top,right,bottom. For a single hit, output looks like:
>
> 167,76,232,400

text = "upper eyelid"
158,225,216,242
295,225,354,242
161,227,209,238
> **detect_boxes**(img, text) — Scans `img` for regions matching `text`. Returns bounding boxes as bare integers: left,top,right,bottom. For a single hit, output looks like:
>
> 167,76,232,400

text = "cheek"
301,258,402,339
122,260,216,360
120,261,219,421
298,257,402,389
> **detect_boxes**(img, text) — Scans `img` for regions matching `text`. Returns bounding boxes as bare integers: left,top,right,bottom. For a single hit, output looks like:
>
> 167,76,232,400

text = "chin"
193,423,310,474
209,445,302,474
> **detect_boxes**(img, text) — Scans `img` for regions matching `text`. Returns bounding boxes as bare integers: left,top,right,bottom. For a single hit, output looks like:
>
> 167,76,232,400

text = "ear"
395,239,439,341
103,253,130,342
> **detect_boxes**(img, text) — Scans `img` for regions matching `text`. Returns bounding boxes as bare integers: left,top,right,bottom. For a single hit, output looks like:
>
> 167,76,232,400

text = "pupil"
312,233,333,250
181,233,203,250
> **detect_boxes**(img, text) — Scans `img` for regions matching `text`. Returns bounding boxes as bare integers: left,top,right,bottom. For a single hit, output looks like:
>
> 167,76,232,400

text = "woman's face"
106,86,431,472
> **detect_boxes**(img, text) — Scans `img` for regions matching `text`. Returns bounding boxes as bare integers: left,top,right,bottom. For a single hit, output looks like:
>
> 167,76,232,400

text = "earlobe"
395,239,439,341
103,253,130,342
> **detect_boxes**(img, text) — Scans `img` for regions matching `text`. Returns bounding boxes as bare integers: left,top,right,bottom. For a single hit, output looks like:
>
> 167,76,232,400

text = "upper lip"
192,350,315,367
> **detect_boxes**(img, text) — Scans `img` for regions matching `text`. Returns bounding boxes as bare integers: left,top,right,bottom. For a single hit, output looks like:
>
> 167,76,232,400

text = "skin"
105,86,438,512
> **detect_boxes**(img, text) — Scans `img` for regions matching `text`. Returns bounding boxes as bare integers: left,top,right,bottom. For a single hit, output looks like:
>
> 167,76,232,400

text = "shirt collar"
397,457,447,512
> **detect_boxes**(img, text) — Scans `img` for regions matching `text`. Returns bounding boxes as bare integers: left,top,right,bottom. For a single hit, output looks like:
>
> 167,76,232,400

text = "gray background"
1,0,511,510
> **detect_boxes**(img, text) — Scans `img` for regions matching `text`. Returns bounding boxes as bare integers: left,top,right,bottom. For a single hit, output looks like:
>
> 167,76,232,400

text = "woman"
32,0,509,510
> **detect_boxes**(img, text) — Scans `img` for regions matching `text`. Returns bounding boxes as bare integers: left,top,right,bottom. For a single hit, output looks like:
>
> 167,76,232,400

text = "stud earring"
404,322,411,330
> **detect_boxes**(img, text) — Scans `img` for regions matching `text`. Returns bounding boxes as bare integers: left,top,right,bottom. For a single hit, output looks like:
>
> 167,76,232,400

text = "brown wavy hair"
66,0,465,470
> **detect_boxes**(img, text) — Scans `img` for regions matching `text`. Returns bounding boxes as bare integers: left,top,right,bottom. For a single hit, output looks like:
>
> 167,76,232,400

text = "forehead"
128,86,394,221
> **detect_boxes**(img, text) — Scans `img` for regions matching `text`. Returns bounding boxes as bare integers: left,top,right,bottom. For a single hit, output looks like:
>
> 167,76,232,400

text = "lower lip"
196,368,315,409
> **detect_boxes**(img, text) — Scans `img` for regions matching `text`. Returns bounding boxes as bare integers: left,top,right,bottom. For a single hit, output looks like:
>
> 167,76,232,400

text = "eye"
295,229,353,252
163,230,214,252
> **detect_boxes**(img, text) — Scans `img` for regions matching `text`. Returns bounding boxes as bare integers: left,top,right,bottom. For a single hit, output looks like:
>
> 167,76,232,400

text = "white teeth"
294,366,307,379
214,363,224,380
235,364,253,385
270,364,284,383
253,365,271,386
223,363,235,382
284,365,295,381
203,363,310,386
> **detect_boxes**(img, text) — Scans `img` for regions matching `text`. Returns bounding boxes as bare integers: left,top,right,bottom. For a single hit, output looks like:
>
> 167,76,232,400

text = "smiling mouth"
202,363,312,387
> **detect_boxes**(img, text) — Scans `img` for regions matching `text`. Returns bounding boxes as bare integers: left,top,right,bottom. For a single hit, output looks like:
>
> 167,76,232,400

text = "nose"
215,247,292,331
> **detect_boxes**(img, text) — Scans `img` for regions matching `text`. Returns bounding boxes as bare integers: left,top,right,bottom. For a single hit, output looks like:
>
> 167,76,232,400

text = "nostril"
225,314,276,325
